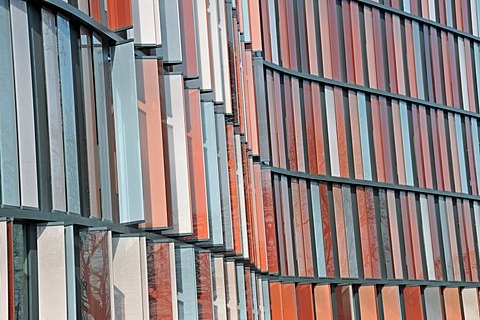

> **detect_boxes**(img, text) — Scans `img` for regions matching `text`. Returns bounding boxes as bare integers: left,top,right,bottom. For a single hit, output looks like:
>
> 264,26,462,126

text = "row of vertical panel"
260,173,480,283
260,0,480,115
4,218,480,320
0,3,145,224
263,70,480,197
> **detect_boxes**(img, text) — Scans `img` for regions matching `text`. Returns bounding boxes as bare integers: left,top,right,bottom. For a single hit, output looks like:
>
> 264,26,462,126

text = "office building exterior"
1,0,480,318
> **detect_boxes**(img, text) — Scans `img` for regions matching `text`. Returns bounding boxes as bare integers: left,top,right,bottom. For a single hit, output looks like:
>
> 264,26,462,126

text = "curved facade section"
1,0,480,319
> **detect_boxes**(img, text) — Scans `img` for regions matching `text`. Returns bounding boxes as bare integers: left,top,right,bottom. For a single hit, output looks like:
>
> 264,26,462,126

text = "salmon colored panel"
245,52,259,155
270,282,283,320
262,170,278,273
403,286,424,320
300,180,314,277
371,97,385,182
259,0,271,61
334,88,349,178
444,288,462,320
282,284,296,320
244,270,254,320
316,183,333,277
400,192,415,279
419,106,433,189
274,176,287,274
107,0,132,30
197,253,213,319
464,40,476,112
359,286,379,320
226,124,242,255
147,243,174,318
318,0,332,78
364,7,377,88
285,0,298,70
296,284,314,320
184,89,209,240
446,198,462,281
7,222,13,320
179,0,198,78
408,193,424,280
312,83,326,174
385,14,398,94
137,59,169,229
303,82,318,173
333,185,349,277
314,285,333,320
429,29,443,104
382,286,401,320
342,1,354,84
430,109,444,191
247,0,262,51
405,21,418,98
448,34,461,108
327,0,341,80
393,16,405,95
335,286,353,320
372,9,386,90
411,106,425,188
349,92,364,179
380,98,394,183
304,0,318,75
254,165,267,271
292,179,306,276
436,109,451,191
463,200,478,281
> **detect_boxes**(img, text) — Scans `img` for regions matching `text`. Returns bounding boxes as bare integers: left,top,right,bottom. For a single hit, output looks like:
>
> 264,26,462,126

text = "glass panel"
112,237,149,318
12,224,28,319
176,246,198,319
80,230,113,319
10,0,38,208
37,225,67,318
111,41,145,224
0,0,20,207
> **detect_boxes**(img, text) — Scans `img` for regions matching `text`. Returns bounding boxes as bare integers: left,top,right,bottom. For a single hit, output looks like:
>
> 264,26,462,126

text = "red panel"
296,284,314,320
147,243,173,318
197,253,213,319
403,286,424,320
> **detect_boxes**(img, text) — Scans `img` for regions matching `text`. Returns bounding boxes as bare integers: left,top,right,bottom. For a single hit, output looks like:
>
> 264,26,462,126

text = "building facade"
1,0,480,318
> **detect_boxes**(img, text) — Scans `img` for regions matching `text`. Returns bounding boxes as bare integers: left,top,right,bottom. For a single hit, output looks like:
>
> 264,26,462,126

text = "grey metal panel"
458,39,469,111
267,0,278,64
413,21,425,100
357,93,372,181
420,195,435,280
159,0,182,62
400,101,414,186
92,35,112,220
325,86,340,176
251,271,258,320
439,197,453,280
236,264,247,320
472,119,480,194
0,0,20,206
176,246,198,320
262,280,271,320
241,0,250,43
42,9,67,212
10,0,38,208
342,185,358,278
311,182,326,277
215,113,233,251
0,222,7,319
162,74,192,235
455,114,468,193
202,102,224,246
253,56,270,163
57,15,80,214
424,288,442,319
111,41,145,223
65,225,77,320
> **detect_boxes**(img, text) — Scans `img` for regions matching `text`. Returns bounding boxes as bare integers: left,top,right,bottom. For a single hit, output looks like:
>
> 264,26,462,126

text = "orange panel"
444,288,462,320
107,0,132,30
382,286,401,320
296,284,314,320
270,282,283,320
282,284,296,320
314,285,333,320
184,89,209,240
359,286,379,320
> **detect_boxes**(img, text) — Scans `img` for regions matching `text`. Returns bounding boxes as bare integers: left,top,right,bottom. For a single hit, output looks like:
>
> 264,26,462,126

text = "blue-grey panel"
93,34,113,220
342,185,358,278
262,280,271,320
58,15,80,214
310,182,326,277
65,225,77,319
202,101,223,246
0,0,20,206
111,41,145,224
43,9,67,212
215,113,233,250
236,264,247,320
176,246,198,320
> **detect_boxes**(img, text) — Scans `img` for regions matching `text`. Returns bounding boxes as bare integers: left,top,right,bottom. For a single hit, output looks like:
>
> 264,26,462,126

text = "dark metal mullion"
28,0,52,213
264,165,480,202
263,60,480,120
26,224,39,319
